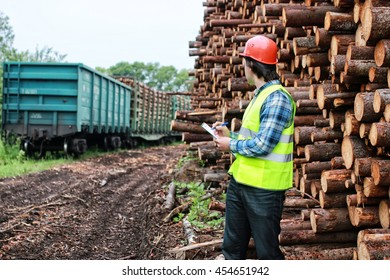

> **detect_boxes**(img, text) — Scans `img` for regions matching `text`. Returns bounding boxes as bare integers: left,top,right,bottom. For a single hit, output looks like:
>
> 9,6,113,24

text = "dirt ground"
0,143,219,260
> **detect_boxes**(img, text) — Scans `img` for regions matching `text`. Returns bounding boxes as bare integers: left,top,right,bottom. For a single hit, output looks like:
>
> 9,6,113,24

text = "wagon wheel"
20,139,34,157
34,140,47,160
63,138,71,157
103,136,111,151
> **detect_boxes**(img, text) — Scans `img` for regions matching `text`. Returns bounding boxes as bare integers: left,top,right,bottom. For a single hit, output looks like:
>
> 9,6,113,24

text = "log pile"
171,0,390,260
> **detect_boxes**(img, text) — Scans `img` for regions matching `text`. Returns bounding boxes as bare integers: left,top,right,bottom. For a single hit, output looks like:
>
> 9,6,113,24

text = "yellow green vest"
228,84,296,190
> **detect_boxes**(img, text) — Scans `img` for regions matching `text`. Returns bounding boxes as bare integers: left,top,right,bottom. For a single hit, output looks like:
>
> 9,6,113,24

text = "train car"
1,62,191,158
116,77,192,146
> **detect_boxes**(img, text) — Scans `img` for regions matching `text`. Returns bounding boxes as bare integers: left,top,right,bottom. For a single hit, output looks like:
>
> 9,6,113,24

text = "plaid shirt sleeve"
229,88,294,157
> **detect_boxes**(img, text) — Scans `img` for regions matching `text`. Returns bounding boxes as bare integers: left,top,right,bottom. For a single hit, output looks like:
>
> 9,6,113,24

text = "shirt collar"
254,80,281,97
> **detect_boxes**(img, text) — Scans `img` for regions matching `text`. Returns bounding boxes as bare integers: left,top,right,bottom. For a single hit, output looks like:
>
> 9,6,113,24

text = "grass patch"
0,138,101,178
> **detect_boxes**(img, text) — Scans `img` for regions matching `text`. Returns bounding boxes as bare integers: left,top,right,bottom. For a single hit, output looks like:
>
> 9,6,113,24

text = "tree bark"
321,169,352,193
305,143,342,162
379,200,390,229
369,122,390,148
363,176,389,197
358,241,390,260
373,88,390,113
354,92,382,122
341,136,372,169
353,206,381,227
279,229,358,246
319,190,349,208
310,208,354,233
374,39,390,67
324,11,357,32
357,228,390,247
182,132,214,143
371,159,390,186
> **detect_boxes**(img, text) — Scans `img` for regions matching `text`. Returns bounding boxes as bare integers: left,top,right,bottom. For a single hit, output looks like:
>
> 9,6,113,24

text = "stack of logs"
170,0,390,260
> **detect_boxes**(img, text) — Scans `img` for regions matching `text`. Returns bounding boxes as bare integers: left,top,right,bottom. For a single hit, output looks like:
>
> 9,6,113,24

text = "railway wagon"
116,77,191,146
1,62,190,157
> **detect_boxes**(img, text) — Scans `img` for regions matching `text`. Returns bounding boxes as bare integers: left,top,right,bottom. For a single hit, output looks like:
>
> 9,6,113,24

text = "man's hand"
212,122,231,151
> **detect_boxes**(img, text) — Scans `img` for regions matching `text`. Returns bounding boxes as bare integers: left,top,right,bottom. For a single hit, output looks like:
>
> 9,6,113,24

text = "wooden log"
358,241,390,260
300,177,313,198
319,190,348,208
294,115,326,127
310,208,354,233
311,180,322,199
203,172,228,182
163,182,176,210
373,88,390,114
329,110,346,129
209,19,253,27
293,36,322,56
279,230,358,246
344,111,360,136
321,169,352,193
344,60,376,78
324,11,357,32
280,219,312,231
198,147,222,161
318,91,357,110
353,206,381,227
175,110,221,123
354,157,381,178
354,92,382,122
341,136,372,169
171,120,207,134
369,122,390,148
306,53,330,67
305,143,342,162
302,161,332,175
294,126,322,145
357,228,390,247
330,34,356,56
374,39,390,67
385,104,390,122
282,5,345,27
371,159,390,186
361,6,390,42
282,244,355,260
346,45,375,61
330,54,346,75
363,176,389,197
368,67,388,84
359,122,371,138
182,132,213,143
285,27,307,40
284,196,319,208
379,200,390,229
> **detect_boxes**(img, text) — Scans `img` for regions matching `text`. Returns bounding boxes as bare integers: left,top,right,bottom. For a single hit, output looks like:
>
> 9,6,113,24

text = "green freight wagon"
1,62,131,157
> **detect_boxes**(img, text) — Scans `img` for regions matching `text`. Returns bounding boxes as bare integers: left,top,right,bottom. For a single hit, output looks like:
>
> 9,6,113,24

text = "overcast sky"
1,0,205,70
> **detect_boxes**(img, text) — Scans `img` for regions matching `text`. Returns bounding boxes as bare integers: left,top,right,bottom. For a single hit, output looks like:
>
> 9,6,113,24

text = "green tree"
107,61,193,92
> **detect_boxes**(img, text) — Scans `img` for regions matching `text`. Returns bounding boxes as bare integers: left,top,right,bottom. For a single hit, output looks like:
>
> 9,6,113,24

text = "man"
213,35,296,260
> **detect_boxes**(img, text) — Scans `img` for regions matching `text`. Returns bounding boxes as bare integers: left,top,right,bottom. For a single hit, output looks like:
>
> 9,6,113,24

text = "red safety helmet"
240,35,278,65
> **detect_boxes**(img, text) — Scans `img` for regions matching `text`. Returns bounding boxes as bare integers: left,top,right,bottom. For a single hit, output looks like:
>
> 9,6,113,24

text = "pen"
212,122,228,130
219,122,229,127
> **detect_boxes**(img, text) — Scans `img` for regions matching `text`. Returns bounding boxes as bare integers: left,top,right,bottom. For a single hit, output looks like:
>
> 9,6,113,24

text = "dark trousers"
222,177,286,260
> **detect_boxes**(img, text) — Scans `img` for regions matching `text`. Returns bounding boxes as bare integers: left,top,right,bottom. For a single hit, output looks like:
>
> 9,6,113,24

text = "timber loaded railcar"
1,62,191,158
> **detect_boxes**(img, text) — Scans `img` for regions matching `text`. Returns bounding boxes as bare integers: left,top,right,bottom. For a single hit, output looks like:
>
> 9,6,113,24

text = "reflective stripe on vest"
228,84,296,190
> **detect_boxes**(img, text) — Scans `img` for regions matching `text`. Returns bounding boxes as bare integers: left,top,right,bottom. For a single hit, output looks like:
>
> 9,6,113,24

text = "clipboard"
201,122,218,139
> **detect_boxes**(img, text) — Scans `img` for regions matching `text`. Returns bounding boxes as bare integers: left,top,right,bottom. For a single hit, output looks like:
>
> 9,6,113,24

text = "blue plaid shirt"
229,80,294,157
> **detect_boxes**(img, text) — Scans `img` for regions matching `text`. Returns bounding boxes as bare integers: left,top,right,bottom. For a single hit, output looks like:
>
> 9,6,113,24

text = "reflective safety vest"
228,84,296,190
